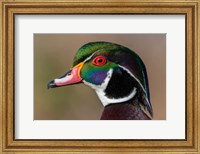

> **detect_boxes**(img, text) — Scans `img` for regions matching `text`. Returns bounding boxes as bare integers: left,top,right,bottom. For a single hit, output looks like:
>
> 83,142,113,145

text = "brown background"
34,34,166,120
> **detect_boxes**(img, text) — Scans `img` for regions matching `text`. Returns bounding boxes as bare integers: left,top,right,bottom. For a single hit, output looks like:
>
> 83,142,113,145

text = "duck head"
48,42,152,117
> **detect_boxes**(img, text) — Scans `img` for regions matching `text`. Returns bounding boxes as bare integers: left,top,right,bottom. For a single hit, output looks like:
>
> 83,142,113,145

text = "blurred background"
34,34,166,120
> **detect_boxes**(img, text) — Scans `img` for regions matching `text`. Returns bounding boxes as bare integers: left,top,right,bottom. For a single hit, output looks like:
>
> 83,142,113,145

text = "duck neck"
100,101,151,120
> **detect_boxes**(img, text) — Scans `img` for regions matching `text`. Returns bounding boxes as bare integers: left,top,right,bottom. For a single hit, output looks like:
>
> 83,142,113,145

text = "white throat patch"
83,69,137,107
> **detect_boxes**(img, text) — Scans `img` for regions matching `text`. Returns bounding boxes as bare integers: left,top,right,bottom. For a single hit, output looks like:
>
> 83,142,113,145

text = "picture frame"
0,0,199,153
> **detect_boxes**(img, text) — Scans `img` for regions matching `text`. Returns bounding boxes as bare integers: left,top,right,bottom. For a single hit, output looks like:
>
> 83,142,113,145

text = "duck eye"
92,56,107,66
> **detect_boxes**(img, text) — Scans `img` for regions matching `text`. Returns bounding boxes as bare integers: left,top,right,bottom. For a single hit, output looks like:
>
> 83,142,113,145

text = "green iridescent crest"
73,42,121,66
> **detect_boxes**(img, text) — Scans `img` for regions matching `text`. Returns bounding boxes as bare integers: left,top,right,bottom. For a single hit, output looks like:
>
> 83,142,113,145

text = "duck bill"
48,62,84,89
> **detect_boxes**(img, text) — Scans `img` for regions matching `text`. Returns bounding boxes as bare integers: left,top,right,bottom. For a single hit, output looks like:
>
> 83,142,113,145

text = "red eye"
92,56,107,66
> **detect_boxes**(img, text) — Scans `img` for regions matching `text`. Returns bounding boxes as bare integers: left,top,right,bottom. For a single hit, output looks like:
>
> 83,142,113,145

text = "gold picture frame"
0,0,199,153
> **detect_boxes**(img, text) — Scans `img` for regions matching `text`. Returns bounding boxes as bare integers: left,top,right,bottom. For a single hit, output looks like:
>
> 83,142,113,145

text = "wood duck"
48,42,153,120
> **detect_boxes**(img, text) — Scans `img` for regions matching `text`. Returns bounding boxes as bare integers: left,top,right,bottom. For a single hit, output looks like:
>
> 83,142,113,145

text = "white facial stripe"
83,50,99,63
118,65,152,112
96,88,137,106
118,65,146,94
83,69,137,107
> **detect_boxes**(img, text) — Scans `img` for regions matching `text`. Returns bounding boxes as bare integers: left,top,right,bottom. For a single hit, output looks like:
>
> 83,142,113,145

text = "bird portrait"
48,41,153,120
